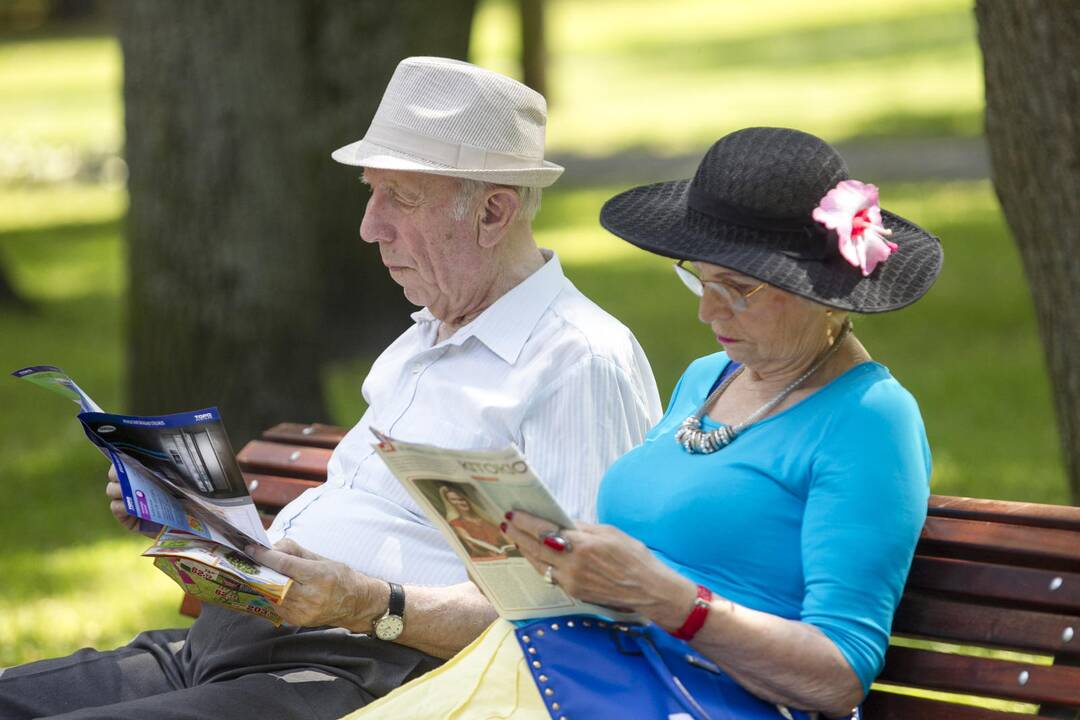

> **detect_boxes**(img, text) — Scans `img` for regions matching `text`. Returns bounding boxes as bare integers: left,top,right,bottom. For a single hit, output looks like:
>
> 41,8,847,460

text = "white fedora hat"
331,56,563,188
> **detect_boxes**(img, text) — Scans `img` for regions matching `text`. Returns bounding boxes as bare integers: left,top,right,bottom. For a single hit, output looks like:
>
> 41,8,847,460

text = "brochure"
13,365,292,624
371,429,642,623
144,529,291,622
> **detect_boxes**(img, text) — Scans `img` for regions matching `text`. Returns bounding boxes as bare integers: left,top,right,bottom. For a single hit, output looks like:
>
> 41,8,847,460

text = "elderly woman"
348,127,941,720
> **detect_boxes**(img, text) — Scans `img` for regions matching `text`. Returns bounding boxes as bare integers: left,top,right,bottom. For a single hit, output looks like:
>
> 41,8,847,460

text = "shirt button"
411,363,423,375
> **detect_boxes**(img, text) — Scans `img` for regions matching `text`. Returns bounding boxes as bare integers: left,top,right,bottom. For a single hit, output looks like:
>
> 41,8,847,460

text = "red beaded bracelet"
671,584,712,641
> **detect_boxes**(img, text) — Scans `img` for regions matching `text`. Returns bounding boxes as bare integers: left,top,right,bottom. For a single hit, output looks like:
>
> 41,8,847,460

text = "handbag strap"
632,629,732,720
633,627,835,720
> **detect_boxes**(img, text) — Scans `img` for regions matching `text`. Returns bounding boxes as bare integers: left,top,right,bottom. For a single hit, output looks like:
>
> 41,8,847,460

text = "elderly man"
0,57,661,720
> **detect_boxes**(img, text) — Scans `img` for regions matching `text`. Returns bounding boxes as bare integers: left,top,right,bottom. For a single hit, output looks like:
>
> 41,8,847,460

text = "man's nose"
359,196,390,245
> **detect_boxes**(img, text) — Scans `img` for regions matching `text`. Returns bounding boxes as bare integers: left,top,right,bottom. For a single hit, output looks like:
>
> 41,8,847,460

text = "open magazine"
13,365,292,624
372,430,642,623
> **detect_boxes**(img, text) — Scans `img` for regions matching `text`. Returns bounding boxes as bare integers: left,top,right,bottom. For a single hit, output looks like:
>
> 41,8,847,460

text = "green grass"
0,0,984,162
473,0,984,154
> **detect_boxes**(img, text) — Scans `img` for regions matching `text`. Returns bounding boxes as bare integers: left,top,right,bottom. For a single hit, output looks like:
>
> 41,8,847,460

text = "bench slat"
892,593,1080,656
918,516,1080,568
929,495,1080,532
862,691,1043,720
244,473,323,513
260,422,348,449
878,646,1080,705
905,556,1080,615
179,593,203,619
236,440,333,480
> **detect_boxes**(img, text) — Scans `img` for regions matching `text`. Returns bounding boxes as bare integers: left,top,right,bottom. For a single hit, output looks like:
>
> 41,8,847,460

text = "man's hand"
248,538,387,631
106,466,140,532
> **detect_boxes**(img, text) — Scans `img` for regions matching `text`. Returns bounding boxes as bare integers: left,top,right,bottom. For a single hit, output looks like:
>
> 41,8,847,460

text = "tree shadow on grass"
0,218,125,304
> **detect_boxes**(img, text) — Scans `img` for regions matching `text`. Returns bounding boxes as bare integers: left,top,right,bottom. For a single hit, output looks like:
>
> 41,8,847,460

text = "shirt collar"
409,249,566,365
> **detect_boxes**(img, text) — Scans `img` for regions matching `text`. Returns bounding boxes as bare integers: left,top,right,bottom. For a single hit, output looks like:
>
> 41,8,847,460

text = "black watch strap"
387,582,405,617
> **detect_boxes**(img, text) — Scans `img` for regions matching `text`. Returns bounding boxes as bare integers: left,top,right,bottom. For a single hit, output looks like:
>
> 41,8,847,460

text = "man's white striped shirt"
269,251,662,586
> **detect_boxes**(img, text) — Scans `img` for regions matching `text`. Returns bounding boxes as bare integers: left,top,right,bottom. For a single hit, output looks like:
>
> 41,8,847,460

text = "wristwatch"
373,582,405,641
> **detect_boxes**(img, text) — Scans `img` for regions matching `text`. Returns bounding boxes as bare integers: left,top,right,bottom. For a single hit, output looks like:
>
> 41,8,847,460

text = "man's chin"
399,286,428,309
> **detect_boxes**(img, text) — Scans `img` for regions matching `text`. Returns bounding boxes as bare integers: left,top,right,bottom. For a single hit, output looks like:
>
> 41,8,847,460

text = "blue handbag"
515,616,859,720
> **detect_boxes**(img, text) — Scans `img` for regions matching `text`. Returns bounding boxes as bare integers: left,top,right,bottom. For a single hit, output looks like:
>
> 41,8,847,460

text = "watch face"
374,614,404,641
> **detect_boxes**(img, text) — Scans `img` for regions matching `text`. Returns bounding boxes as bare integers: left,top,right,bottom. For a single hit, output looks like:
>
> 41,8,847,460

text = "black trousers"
0,605,442,719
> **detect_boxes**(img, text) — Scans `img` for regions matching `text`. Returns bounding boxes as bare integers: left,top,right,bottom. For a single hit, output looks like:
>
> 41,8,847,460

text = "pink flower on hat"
812,180,897,276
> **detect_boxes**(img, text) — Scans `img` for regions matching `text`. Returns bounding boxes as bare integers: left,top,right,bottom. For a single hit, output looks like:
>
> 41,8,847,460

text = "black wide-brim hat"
599,127,943,313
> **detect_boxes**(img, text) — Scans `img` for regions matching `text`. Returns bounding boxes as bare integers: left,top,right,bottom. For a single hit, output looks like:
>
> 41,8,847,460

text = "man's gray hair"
451,179,542,225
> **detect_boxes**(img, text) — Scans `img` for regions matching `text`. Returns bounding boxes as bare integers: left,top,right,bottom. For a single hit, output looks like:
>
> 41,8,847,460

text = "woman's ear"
477,187,522,248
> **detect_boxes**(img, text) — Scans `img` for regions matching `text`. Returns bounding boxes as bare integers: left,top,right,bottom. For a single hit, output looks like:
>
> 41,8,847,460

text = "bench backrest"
866,495,1080,719
206,423,1080,718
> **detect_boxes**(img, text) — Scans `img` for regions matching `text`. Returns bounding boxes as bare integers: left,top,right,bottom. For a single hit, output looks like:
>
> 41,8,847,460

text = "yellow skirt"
344,620,550,720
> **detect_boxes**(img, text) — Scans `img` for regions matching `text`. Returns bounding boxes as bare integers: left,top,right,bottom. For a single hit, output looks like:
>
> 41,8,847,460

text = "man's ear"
476,187,522,248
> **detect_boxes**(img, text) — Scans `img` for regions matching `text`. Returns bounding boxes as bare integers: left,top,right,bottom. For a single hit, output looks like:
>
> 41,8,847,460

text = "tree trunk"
975,1,1080,504
519,0,547,98
115,0,476,444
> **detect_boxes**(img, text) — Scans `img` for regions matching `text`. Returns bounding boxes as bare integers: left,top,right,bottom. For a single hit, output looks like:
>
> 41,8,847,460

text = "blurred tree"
0,0,109,31
115,0,477,444
519,0,547,97
976,2,1080,504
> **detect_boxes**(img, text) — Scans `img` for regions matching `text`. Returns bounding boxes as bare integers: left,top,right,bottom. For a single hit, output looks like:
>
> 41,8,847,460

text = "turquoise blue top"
597,352,931,692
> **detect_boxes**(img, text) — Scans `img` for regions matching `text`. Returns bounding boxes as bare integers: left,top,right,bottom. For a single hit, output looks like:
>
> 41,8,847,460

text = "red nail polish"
505,511,514,520
499,522,508,532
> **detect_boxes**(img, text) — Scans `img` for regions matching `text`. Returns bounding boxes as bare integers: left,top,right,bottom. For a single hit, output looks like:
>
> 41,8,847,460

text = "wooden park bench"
182,423,1080,718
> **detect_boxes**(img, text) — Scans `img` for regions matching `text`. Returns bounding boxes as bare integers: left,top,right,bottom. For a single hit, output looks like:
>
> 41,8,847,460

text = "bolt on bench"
181,423,1080,718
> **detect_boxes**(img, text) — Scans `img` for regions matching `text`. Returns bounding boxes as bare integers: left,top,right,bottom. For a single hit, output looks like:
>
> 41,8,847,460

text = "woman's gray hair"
452,178,542,225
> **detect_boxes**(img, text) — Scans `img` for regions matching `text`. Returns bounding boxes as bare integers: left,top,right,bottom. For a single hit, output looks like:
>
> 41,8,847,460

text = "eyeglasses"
673,261,766,312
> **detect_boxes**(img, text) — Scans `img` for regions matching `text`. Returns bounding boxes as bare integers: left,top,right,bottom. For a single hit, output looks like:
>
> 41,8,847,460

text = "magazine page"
14,365,290,619
146,531,287,626
13,365,165,535
79,408,270,550
372,430,641,623
152,556,285,625
12,365,104,413
143,529,291,602
13,365,268,547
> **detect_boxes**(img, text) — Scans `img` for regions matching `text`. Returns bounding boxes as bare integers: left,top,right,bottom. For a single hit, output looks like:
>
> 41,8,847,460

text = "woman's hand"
503,511,697,628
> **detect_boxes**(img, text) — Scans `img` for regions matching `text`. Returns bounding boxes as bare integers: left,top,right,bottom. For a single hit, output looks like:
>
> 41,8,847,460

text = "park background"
0,0,1066,708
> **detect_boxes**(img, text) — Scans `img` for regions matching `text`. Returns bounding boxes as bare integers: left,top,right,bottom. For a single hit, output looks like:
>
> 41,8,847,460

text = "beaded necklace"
675,320,852,454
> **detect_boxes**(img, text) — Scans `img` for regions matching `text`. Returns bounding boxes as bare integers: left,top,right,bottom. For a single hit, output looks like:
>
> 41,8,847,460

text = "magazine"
372,430,642,623
13,365,292,624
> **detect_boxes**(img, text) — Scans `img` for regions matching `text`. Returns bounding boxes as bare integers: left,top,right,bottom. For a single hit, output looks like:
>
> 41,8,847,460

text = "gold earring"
825,310,835,345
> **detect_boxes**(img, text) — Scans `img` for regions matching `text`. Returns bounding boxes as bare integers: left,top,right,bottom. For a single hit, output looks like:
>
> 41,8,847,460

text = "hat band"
686,184,833,260
364,122,545,172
